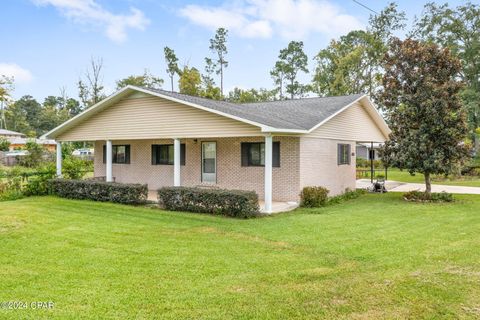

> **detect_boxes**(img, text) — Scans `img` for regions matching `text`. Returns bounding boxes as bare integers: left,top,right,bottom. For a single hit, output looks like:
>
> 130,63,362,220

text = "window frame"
241,142,280,167
337,143,351,166
103,144,130,164
151,144,186,166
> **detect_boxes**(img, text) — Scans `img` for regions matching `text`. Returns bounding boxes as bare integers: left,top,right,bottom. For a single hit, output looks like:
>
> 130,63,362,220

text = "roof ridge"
143,86,363,106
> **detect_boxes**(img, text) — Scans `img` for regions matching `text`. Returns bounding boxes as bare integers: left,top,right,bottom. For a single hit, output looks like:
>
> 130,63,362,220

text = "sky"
0,0,468,101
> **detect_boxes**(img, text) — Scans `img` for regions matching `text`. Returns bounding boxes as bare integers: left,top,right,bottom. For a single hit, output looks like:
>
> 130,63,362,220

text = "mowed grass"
386,168,480,187
1,195,480,319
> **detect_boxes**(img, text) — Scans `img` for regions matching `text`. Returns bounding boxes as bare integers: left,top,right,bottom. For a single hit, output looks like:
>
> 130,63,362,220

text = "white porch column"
173,138,181,186
264,135,273,214
106,140,113,182
56,141,62,177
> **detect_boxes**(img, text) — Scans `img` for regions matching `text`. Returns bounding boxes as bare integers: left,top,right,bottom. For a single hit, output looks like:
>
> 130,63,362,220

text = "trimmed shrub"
403,191,454,203
300,186,329,208
157,187,259,218
49,179,148,205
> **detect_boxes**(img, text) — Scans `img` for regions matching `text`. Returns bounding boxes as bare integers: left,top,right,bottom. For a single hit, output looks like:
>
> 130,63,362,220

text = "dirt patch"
0,215,25,233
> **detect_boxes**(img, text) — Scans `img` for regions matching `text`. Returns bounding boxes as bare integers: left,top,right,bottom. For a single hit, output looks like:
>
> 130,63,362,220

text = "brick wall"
299,137,356,196
94,136,301,201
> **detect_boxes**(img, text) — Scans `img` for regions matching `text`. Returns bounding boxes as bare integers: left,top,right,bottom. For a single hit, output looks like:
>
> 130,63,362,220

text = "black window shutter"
347,144,351,165
125,145,131,164
241,143,249,166
151,145,157,165
181,144,186,165
103,145,106,164
273,142,280,167
337,144,341,165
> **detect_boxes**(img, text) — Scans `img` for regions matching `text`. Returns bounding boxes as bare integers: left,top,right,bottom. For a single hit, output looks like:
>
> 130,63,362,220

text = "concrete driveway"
356,179,480,195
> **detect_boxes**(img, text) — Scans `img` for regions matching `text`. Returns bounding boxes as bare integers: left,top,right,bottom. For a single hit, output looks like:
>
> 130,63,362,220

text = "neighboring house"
356,142,383,161
0,129,56,152
0,129,26,139
43,86,390,213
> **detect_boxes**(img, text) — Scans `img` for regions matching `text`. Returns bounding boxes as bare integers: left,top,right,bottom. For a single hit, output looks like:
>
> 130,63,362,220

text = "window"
103,145,130,164
151,144,185,165
241,142,280,167
338,144,351,165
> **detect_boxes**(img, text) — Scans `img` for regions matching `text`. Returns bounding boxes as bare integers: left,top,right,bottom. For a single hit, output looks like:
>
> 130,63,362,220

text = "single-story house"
0,129,56,152
43,85,390,213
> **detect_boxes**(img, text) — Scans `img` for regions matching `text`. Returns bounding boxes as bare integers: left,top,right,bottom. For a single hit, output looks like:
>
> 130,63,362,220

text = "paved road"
356,179,480,195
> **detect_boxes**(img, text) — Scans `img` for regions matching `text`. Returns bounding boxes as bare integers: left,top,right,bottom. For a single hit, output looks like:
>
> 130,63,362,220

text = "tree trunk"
170,76,174,92
220,65,223,98
424,172,432,195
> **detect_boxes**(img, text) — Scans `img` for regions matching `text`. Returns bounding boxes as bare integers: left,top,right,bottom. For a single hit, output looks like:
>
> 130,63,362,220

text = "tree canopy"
412,1,480,138
377,38,469,194
116,70,163,90
272,41,309,99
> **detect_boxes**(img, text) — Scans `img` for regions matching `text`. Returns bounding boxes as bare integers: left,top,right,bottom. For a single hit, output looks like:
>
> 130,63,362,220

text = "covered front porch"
55,135,300,214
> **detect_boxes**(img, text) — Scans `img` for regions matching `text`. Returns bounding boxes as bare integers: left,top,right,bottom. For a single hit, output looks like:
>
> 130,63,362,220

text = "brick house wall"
94,136,356,201
299,137,356,196
94,136,301,201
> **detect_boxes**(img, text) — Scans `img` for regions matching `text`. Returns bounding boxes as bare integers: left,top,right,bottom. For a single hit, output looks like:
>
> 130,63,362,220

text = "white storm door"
201,142,216,183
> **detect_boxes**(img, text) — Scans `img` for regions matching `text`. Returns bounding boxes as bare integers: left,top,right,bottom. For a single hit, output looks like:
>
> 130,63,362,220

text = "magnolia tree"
377,38,469,195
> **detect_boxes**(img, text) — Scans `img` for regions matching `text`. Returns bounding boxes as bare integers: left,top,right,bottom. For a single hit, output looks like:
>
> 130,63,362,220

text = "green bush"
0,176,24,201
0,189,24,201
49,179,148,205
300,186,329,208
19,141,45,168
157,187,260,218
63,157,90,179
403,191,454,203
327,189,367,205
0,137,10,151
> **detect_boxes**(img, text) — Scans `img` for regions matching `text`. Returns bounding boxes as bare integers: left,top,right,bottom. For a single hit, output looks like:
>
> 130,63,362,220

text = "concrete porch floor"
148,191,298,214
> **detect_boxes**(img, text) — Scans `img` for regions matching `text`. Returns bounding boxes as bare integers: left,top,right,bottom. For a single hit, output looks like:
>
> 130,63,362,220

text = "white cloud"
179,5,272,38
0,63,33,83
32,0,150,43
179,0,363,39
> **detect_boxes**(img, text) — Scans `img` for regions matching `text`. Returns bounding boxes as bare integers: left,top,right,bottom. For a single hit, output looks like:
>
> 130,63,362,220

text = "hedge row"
157,187,260,218
49,179,148,205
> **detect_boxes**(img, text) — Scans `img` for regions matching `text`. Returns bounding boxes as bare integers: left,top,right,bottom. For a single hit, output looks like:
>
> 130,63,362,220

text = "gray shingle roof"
146,88,364,131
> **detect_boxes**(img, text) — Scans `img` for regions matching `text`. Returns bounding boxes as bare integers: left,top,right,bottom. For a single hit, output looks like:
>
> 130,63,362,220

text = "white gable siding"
306,102,387,142
56,96,262,141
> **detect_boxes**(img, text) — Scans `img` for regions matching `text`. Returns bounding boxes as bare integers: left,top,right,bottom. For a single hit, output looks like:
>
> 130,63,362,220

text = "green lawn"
1,195,480,319
386,168,480,187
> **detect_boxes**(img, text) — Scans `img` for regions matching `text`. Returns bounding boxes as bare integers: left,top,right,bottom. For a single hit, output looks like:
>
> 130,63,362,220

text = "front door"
201,142,216,183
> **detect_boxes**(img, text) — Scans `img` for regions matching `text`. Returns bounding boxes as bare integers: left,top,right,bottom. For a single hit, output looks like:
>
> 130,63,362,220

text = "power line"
351,0,378,15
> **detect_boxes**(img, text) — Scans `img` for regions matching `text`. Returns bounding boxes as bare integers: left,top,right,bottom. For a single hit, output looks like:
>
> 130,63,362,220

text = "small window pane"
168,145,174,164
116,146,126,163
260,143,265,166
249,143,261,166
159,145,169,164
